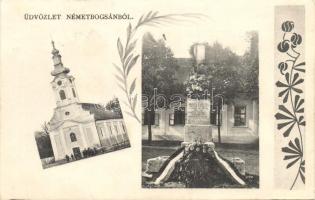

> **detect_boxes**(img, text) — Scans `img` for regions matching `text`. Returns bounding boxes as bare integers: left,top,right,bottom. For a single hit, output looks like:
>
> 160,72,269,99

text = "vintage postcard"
0,0,314,199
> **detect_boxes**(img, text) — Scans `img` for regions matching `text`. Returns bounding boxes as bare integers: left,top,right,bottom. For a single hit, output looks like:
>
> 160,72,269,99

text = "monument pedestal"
184,98,212,143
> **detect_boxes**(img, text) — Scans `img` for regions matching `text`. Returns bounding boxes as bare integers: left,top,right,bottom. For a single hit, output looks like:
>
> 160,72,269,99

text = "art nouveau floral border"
275,6,305,190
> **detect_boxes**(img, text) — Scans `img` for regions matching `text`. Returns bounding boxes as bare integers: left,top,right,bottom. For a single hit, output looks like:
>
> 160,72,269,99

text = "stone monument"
184,43,212,144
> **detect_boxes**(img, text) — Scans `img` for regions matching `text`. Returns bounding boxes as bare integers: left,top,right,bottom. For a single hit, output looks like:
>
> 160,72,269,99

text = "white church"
47,41,129,161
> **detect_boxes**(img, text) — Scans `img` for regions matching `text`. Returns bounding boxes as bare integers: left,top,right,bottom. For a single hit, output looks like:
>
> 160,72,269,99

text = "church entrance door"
72,147,82,160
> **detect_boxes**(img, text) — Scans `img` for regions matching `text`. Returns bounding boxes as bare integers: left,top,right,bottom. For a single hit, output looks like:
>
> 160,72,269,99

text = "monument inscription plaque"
184,98,212,142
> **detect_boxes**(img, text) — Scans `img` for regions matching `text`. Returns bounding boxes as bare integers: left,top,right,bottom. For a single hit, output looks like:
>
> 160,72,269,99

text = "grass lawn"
142,145,259,175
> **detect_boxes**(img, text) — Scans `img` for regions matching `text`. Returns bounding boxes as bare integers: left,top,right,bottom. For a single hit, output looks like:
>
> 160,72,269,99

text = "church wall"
96,119,129,148
83,122,101,148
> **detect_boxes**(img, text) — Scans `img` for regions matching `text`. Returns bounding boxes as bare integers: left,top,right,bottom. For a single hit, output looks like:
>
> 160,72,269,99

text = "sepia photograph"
141,22,259,188
34,42,130,169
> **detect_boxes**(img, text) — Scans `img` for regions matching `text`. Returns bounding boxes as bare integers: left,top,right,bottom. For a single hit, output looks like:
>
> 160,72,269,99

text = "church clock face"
57,80,62,86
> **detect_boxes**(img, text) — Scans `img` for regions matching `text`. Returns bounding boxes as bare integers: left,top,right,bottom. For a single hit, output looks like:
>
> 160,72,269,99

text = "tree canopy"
189,31,259,102
142,32,184,108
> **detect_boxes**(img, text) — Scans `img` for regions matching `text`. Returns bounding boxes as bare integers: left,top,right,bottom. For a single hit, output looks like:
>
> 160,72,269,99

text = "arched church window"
72,88,76,97
70,133,77,142
59,90,66,100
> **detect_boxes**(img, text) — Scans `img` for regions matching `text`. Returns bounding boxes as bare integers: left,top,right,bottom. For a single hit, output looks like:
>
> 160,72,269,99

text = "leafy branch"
114,11,208,123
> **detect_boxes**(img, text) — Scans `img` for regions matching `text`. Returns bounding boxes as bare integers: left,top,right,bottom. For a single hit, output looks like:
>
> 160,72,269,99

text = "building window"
154,113,160,126
65,111,70,116
234,105,246,126
175,109,185,125
170,109,185,125
70,132,77,142
59,90,66,100
57,80,62,86
169,113,175,125
72,88,76,97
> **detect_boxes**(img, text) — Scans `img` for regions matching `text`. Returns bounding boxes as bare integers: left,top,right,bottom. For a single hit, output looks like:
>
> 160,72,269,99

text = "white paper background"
0,0,314,199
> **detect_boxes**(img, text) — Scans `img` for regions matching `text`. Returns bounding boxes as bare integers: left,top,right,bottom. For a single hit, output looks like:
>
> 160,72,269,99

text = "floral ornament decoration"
275,20,305,189
184,74,211,99
114,11,207,122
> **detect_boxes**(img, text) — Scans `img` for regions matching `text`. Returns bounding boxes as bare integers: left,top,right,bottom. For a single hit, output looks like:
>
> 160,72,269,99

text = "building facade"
142,96,259,144
48,41,129,161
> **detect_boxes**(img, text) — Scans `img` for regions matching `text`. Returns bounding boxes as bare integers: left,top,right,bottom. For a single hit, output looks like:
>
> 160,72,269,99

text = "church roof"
81,103,123,121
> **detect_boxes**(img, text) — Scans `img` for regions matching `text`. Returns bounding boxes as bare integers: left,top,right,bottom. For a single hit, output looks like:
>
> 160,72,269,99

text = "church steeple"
50,41,79,107
51,41,70,76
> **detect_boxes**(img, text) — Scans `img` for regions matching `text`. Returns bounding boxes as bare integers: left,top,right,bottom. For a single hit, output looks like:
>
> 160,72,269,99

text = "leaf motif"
276,81,288,87
117,38,124,60
286,157,300,169
129,78,136,95
292,78,304,86
284,154,300,160
124,40,137,59
294,138,302,154
279,105,294,118
278,120,294,129
298,116,304,123
299,121,306,126
294,68,305,73
115,74,124,85
126,55,140,75
151,11,159,18
283,122,296,137
285,72,290,83
299,169,305,183
132,94,138,112
282,146,299,155
289,139,301,153
121,100,129,108
294,95,304,112
144,11,153,21
113,63,125,78
275,112,293,120
124,53,134,67
126,23,132,43
117,83,126,93
295,62,305,67
292,73,299,84
124,111,135,118
291,87,303,93
137,14,144,26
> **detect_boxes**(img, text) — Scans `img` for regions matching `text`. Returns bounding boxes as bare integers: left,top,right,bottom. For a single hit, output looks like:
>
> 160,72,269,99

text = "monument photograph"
34,42,131,169
141,29,259,188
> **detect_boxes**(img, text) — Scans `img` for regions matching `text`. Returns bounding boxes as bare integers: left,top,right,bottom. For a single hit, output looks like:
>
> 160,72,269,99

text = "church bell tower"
50,41,79,107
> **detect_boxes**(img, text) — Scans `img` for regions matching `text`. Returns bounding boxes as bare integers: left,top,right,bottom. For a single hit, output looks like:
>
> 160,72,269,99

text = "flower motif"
281,21,294,32
278,62,288,75
277,40,290,53
276,72,304,103
291,33,302,48
282,138,302,169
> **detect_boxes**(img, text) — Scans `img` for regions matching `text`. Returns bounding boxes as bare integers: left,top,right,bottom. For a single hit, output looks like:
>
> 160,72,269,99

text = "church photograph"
34,41,131,169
